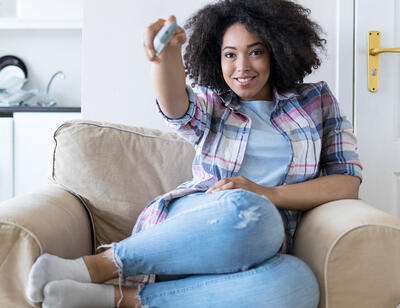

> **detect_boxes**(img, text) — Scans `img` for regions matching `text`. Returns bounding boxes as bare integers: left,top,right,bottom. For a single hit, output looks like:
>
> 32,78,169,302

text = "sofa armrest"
0,184,93,307
293,199,400,308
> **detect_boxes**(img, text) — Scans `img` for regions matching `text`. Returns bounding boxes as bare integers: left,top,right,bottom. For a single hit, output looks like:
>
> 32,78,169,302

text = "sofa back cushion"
51,120,195,247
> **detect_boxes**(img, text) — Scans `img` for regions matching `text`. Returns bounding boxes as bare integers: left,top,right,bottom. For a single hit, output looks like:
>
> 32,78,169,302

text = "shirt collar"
220,90,241,111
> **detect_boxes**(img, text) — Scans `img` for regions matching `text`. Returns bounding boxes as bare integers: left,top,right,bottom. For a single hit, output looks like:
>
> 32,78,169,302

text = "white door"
354,0,400,217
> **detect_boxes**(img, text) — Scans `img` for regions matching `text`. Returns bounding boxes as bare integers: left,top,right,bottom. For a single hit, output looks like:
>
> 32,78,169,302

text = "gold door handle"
370,48,400,56
368,30,400,92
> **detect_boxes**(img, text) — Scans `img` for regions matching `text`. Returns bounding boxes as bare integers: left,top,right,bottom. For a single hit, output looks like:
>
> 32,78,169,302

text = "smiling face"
221,23,272,101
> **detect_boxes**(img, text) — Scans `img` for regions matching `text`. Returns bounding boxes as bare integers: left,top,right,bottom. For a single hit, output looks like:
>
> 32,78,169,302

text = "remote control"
153,22,177,56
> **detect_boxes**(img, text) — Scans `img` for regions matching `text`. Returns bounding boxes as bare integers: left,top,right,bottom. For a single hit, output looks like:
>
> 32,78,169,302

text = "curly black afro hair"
183,0,326,94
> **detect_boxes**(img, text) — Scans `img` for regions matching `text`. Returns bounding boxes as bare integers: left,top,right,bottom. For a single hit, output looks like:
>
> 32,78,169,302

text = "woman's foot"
27,250,119,303
42,280,141,308
26,253,91,302
43,280,114,308
83,249,120,283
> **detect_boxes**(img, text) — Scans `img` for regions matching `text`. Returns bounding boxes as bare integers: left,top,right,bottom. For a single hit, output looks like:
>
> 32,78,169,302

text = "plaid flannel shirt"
132,80,362,257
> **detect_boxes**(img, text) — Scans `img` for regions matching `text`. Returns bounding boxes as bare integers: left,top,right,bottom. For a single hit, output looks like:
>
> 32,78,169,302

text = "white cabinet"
0,117,13,201
13,112,80,197
0,111,81,202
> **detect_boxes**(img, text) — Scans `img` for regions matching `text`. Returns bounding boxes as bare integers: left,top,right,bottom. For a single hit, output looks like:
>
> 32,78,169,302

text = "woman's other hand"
206,176,266,196
143,15,186,63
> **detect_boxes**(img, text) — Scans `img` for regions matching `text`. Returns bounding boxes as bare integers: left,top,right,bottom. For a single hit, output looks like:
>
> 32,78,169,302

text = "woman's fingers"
205,176,255,194
143,15,185,62
165,15,186,45
207,182,235,193
143,18,165,62
166,15,176,24
171,26,187,46
206,179,234,193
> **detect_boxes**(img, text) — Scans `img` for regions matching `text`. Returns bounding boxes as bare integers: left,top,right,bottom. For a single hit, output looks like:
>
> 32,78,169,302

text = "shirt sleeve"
155,85,209,146
319,81,363,182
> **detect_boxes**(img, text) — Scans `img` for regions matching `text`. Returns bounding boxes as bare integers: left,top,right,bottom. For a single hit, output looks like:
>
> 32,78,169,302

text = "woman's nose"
236,55,251,73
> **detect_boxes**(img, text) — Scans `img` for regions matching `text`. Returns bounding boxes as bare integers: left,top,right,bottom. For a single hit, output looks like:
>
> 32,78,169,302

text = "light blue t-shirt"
237,100,291,187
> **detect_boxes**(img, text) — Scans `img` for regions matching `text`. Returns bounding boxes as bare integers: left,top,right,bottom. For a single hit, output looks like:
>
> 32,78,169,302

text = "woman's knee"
216,189,285,258
217,189,284,230
165,189,286,271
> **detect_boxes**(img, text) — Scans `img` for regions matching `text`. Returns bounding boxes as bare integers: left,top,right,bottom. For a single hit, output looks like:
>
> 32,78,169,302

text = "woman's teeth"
237,77,253,82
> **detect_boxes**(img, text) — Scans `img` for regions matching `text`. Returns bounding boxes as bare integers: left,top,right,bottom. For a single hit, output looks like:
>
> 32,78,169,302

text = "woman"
26,0,362,307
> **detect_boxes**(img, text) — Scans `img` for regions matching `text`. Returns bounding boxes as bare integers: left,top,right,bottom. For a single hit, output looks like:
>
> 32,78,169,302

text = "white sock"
42,280,115,308
26,253,92,303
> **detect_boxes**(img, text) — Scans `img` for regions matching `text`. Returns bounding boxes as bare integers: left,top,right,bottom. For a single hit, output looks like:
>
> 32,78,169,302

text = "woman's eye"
224,53,236,59
250,49,263,56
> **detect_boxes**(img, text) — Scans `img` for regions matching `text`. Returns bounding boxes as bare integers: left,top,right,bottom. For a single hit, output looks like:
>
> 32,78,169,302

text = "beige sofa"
1,119,400,308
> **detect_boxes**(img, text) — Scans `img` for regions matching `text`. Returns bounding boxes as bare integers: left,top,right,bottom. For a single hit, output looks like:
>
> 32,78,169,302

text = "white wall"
82,0,212,131
82,0,353,130
17,0,83,20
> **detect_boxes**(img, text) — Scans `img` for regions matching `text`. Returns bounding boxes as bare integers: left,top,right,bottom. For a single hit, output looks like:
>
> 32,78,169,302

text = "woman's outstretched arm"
143,15,188,119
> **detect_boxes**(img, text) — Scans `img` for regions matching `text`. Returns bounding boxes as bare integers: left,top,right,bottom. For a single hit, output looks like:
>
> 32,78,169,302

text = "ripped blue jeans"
112,189,320,308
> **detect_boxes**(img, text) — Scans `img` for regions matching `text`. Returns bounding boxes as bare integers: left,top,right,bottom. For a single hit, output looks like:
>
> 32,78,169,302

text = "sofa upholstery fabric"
51,120,195,247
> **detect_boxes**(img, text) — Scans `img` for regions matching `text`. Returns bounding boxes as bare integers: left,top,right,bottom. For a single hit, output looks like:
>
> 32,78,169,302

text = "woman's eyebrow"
222,42,265,50
247,42,264,48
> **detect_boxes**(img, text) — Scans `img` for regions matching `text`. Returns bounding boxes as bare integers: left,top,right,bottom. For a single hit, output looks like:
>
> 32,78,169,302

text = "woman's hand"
206,176,267,196
143,15,186,63
146,15,188,119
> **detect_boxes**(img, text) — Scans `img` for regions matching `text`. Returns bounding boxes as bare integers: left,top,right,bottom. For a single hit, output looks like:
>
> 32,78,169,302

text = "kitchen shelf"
0,19,82,29
0,106,81,115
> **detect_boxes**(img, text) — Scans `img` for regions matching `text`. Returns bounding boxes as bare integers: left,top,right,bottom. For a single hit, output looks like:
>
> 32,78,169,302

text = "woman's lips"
233,76,256,86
